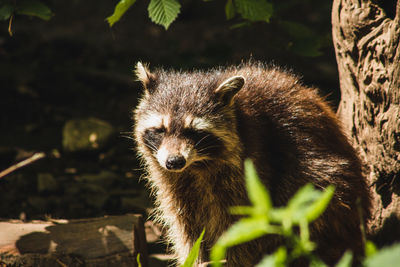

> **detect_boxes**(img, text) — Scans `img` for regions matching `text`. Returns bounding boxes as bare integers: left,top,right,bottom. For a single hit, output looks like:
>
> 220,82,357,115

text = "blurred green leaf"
289,39,323,57
148,0,181,30
281,21,323,57
364,243,400,267
256,247,287,267
365,240,377,257
137,253,142,267
0,4,14,20
244,159,272,214
234,0,273,22
335,251,352,267
281,21,314,39
211,218,269,266
303,185,334,222
106,0,136,27
181,228,205,267
225,0,235,20
16,0,52,21
286,184,334,224
229,205,255,215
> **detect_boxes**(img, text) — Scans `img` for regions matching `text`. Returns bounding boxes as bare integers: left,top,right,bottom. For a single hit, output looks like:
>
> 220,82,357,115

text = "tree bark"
332,0,400,244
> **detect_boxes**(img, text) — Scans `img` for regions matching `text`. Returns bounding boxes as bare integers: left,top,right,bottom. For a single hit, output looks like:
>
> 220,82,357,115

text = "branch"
0,152,46,179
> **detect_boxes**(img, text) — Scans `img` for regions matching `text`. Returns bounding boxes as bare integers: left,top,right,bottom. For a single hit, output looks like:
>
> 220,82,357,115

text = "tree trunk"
332,0,400,244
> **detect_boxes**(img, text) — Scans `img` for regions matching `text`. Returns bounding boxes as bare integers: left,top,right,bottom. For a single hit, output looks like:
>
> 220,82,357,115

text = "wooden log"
0,214,148,267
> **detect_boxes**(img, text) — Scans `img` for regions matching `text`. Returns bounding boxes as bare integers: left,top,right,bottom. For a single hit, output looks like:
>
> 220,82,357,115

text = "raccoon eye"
152,127,166,134
143,127,165,151
182,128,202,139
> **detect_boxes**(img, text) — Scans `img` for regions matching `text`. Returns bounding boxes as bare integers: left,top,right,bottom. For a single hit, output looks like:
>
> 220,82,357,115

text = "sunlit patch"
136,112,170,133
184,115,213,131
156,146,169,168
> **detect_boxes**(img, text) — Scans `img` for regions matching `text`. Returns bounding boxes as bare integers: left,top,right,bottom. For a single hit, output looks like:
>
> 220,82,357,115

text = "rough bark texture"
332,0,400,244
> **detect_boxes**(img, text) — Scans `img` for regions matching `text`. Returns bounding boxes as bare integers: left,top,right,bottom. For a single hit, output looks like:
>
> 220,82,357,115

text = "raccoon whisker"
143,139,158,152
121,135,135,140
196,145,221,154
194,134,213,147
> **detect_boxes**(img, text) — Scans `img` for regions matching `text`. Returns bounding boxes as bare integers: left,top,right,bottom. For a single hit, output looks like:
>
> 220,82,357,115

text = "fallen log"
0,214,147,267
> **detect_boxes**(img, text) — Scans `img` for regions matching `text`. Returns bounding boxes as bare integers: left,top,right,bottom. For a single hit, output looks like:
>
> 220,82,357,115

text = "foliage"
233,0,273,22
364,243,400,267
136,253,142,267
1,0,327,57
0,0,52,21
181,228,206,267
210,159,335,266
107,0,273,30
105,0,326,57
106,0,137,27
147,0,181,30
0,0,52,35
179,159,400,267
107,0,181,30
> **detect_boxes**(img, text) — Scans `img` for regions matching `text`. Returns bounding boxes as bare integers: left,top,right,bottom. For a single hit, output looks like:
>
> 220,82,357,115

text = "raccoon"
133,61,371,266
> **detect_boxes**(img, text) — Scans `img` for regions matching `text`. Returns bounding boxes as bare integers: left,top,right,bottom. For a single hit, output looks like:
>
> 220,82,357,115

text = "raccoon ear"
215,76,245,106
135,62,157,93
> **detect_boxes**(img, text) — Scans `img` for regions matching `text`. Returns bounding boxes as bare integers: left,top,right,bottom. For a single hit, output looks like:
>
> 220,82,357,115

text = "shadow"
16,232,51,254
14,215,147,267
370,213,400,247
375,172,397,208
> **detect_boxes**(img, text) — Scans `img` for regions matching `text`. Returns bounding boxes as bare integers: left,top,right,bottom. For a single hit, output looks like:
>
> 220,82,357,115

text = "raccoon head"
134,62,244,172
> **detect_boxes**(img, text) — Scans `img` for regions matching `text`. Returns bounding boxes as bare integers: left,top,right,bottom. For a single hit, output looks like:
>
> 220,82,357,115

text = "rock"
62,118,115,152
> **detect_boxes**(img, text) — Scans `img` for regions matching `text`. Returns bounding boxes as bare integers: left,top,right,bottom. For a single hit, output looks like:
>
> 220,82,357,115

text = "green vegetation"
211,159,334,266
181,229,206,267
0,0,326,57
182,159,400,267
106,0,273,30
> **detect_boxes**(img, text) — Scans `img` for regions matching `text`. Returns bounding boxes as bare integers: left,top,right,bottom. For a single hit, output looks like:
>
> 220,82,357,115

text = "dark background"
0,0,337,225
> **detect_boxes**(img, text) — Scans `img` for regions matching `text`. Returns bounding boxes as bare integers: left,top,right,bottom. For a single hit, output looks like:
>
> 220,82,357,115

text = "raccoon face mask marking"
135,63,243,172
140,113,225,172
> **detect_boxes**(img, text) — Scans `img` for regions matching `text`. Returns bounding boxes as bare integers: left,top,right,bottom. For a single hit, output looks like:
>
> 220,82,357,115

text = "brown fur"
133,61,372,266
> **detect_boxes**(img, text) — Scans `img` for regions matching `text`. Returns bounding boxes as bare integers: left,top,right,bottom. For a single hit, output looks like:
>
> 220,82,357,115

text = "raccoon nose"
165,155,186,170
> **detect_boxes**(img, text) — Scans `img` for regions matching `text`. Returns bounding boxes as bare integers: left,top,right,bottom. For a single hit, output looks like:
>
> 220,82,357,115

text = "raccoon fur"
133,61,371,266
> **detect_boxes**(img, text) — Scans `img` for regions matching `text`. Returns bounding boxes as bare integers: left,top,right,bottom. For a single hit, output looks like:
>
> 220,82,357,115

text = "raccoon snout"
165,155,186,170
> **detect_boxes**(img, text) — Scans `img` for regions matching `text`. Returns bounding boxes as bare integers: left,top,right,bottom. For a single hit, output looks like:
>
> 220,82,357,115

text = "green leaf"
106,0,136,27
288,39,323,58
136,253,142,267
0,4,14,20
281,21,323,57
256,247,287,267
365,240,377,257
244,159,272,214
364,243,400,267
16,0,52,21
211,218,269,266
225,0,235,20
181,228,205,267
335,251,352,267
148,0,181,30
286,184,334,224
234,0,273,22
303,185,334,222
229,206,255,215
281,21,314,39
